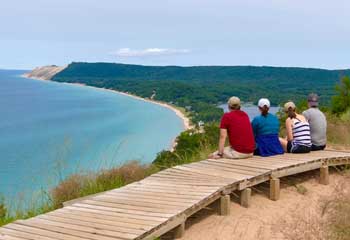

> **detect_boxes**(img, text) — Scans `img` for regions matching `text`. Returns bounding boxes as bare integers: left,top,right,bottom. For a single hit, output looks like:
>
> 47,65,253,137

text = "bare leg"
279,138,288,152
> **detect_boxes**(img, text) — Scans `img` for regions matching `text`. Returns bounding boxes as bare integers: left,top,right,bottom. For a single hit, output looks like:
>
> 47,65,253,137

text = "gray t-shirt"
302,108,327,146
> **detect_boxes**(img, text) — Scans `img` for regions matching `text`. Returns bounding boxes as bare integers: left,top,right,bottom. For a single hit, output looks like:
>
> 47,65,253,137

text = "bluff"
26,62,350,122
24,65,66,80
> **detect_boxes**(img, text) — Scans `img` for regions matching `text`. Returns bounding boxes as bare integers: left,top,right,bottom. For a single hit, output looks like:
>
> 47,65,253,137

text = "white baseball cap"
258,98,270,108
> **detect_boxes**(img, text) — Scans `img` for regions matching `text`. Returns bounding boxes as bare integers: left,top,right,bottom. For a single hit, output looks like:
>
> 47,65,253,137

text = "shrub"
332,76,350,114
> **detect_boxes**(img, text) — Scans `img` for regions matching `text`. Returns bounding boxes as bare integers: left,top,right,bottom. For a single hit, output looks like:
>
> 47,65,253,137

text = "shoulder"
252,115,261,124
238,110,249,118
285,117,292,124
303,108,311,116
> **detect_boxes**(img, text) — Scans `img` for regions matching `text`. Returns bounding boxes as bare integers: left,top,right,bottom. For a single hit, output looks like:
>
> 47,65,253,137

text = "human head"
284,101,297,118
258,98,270,116
307,93,319,108
227,96,241,110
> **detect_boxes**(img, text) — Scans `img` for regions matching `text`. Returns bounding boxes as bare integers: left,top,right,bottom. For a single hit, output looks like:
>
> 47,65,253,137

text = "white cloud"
111,48,190,57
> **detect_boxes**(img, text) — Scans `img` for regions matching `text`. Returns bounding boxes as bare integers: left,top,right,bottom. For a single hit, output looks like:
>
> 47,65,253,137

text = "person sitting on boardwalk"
279,101,312,153
209,96,255,159
251,98,284,156
302,93,327,151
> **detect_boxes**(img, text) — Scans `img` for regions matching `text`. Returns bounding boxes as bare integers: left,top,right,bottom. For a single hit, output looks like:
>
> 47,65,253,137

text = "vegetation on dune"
52,62,350,123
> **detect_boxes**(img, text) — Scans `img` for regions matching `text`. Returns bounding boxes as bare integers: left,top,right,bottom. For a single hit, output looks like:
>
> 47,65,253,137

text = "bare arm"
218,128,227,154
285,118,293,141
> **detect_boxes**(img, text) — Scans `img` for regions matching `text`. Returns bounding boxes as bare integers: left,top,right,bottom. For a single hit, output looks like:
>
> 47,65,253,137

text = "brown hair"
229,105,241,110
287,107,297,119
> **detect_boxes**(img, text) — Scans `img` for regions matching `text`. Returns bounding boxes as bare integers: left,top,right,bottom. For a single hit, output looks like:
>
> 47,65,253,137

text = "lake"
0,70,184,204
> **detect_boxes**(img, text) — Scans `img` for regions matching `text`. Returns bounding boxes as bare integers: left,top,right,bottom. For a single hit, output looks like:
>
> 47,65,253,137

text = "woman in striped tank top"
279,101,312,153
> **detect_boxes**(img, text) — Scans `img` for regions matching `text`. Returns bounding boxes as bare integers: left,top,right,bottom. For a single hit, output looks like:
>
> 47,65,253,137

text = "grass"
0,138,216,227
275,169,350,240
327,112,350,148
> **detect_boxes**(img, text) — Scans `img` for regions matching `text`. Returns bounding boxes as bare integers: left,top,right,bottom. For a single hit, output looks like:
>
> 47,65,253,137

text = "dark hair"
259,106,269,116
287,107,296,119
229,105,241,110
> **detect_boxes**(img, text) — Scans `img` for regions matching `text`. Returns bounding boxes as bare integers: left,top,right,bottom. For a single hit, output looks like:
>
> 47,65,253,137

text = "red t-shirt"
220,110,255,154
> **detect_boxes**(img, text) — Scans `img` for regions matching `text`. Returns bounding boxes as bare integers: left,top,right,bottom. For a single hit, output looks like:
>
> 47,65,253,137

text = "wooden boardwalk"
1,150,350,240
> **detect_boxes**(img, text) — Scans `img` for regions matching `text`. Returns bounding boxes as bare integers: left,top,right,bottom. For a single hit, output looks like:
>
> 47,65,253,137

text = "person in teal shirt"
251,98,284,156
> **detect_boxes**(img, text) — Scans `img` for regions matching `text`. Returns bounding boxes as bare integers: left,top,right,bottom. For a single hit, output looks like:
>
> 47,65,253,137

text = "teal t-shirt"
251,113,280,137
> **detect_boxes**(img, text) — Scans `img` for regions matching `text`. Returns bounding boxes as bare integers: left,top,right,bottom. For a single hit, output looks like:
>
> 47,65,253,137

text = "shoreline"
22,74,192,150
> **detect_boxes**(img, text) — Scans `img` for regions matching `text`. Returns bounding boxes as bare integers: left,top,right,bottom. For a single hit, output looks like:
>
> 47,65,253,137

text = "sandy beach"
22,74,192,150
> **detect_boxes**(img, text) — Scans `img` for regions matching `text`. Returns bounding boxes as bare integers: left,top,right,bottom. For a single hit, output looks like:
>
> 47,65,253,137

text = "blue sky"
1,0,349,69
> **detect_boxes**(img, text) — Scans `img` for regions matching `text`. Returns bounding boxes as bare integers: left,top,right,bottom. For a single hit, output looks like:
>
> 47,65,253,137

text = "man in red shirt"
210,96,255,159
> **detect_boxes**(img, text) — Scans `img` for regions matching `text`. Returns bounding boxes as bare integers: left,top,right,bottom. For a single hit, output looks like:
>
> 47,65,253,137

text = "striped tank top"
292,118,312,147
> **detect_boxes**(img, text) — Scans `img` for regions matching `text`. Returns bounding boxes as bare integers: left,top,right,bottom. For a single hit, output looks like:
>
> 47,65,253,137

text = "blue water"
0,70,184,203
220,104,280,119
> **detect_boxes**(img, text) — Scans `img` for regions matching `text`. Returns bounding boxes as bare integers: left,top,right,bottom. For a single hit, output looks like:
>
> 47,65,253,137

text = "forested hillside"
52,62,350,123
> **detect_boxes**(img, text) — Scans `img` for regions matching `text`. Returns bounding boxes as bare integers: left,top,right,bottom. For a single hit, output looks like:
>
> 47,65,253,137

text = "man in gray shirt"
302,93,327,150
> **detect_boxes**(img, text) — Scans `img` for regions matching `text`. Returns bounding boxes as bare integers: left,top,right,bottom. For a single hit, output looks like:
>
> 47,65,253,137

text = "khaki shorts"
213,146,253,159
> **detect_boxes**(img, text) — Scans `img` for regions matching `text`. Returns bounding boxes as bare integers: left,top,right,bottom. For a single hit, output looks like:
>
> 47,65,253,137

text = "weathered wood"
271,162,322,178
141,215,186,240
1,151,349,240
218,195,231,216
174,221,185,239
240,188,252,208
320,166,329,185
270,178,280,201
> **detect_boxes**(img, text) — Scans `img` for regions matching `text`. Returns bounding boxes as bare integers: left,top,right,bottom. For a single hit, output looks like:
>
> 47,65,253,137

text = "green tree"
332,76,350,114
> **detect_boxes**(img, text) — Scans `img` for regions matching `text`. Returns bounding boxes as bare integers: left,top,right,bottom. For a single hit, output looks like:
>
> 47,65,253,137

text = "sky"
1,0,349,70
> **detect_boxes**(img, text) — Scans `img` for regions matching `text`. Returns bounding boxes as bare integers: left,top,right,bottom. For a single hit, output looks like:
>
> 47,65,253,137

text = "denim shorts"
287,141,311,153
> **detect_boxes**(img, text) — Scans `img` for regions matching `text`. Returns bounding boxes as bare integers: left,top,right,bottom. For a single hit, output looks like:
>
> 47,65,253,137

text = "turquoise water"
0,70,184,202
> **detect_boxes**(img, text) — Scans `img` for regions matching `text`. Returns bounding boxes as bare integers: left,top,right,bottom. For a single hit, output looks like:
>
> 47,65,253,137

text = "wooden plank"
186,163,253,179
155,170,223,180
91,194,194,208
174,165,239,180
146,173,230,183
65,206,165,225
37,214,147,238
132,184,217,195
112,188,202,200
15,220,123,240
0,234,29,240
241,159,297,167
46,211,152,232
78,199,177,217
3,223,84,240
140,215,186,240
157,170,224,180
80,198,186,212
0,227,57,240
208,159,274,170
56,208,155,229
271,162,322,178
195,161,264,176
163,168,232,180
211,159,279,170
137,181,219,192
202,160,269,173
104,191,199,204
24,218,137,240
143,177,227,187
123,186,209,197
70,203,171,222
